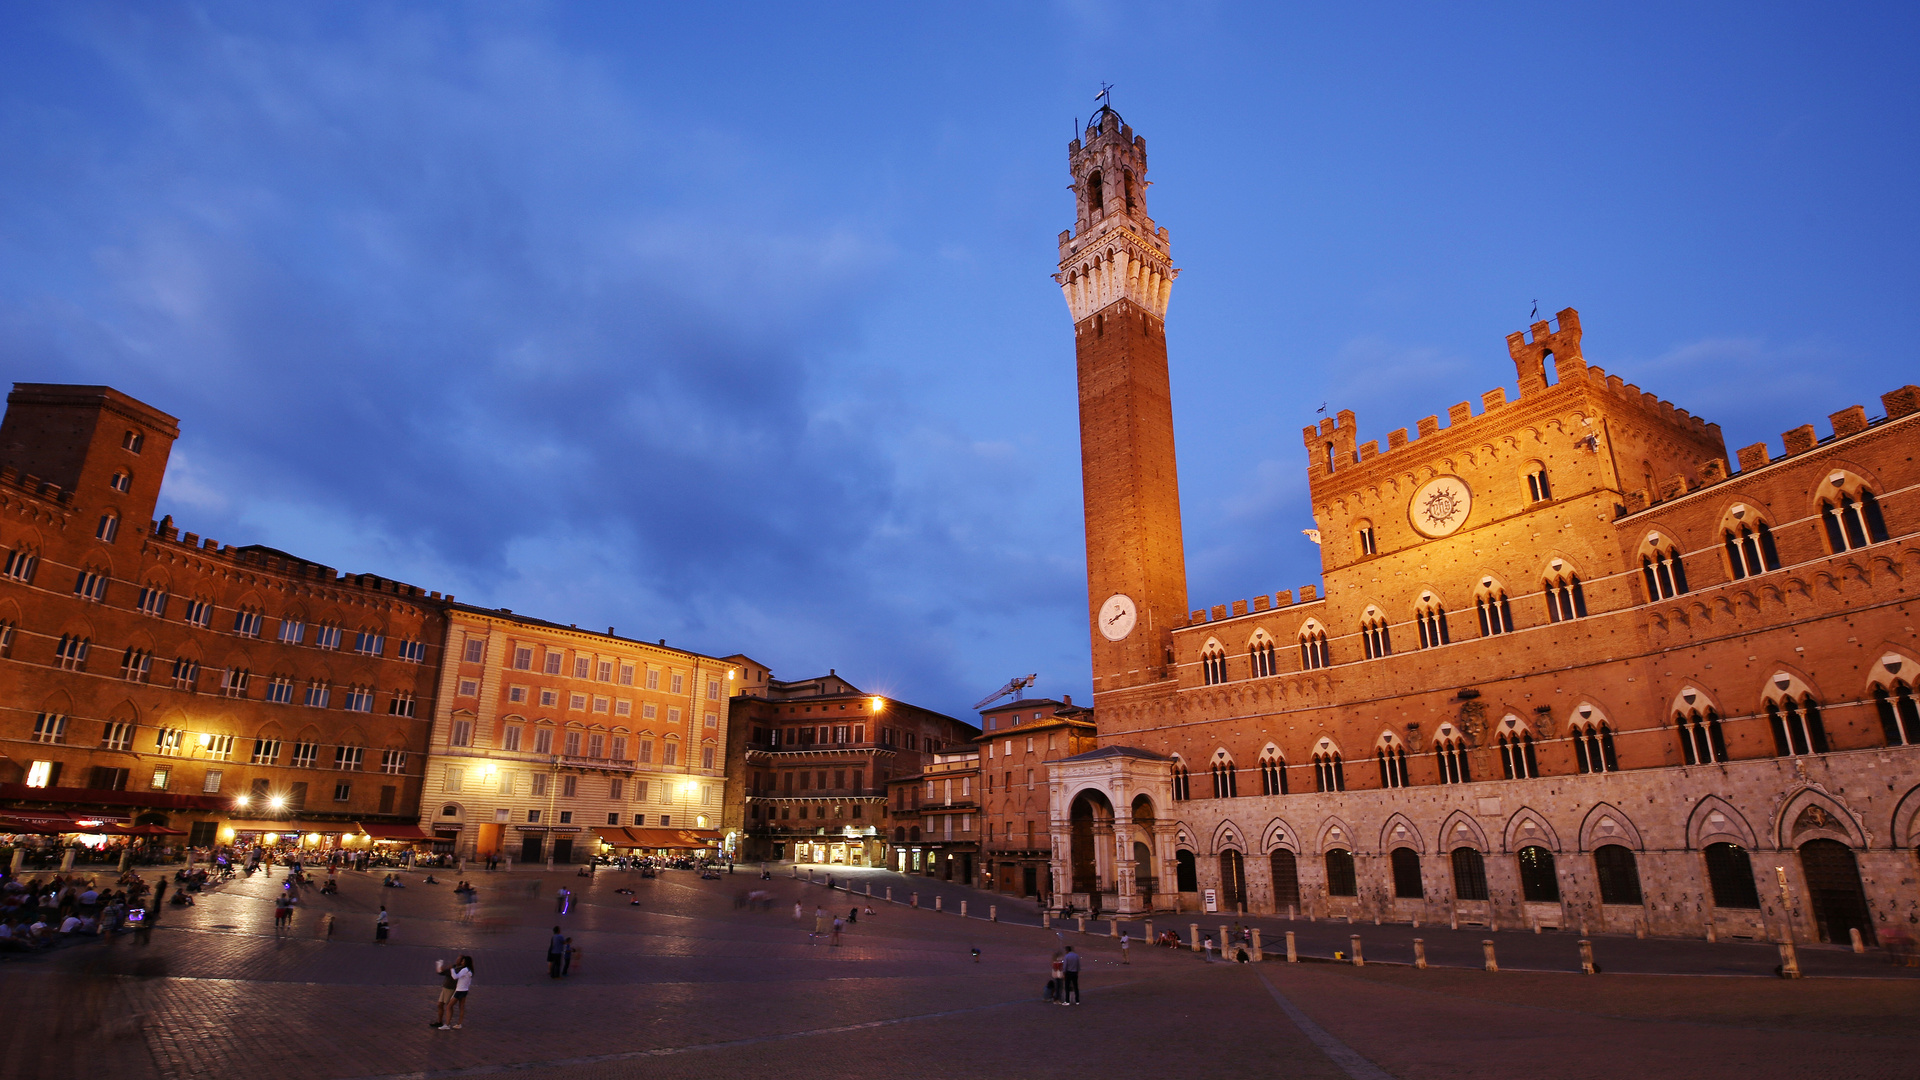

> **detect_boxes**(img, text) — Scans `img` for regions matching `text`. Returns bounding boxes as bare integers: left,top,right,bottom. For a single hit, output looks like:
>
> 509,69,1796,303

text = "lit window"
150,767,170,791
204,770,225,794
26,760,55,788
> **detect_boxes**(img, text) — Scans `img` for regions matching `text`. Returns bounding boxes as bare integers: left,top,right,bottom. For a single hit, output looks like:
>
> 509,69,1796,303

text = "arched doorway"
1270,849,1300,911
1219,850,1246,911
1174,849,1198,892
1068,789,1114,896
1799,839,1874,945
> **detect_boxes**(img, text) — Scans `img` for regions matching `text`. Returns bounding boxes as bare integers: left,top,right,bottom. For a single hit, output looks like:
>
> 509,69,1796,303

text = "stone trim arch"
1867,650,1920,691
1170,820,1199,851
1439,811,1489,853
1317,816,1358,853
1501,806,1561,853
1761,666,1823,704
1775,787,1864,849
1379,812,1425,854
1565,699,1613,730
1577,802,1644,852
1260,816,1300,853
1668,684,1721,716
1210,818,1246,854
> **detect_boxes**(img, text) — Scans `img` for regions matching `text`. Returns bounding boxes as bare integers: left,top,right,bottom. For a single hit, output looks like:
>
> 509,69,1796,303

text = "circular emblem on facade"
1097,593,1138,641
1409,475,1473,538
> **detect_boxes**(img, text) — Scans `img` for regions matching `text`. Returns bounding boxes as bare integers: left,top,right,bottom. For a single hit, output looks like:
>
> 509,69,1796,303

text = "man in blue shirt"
1062,946,1082,1004
547,926,566,978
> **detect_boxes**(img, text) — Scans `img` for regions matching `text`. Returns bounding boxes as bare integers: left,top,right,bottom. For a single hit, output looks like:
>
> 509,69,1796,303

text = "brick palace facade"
1046,106,1920,948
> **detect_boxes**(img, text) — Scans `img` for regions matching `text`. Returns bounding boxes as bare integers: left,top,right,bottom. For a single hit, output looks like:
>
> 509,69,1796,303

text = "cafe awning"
621,828,723,849
592,827,636,847
356,823,431,841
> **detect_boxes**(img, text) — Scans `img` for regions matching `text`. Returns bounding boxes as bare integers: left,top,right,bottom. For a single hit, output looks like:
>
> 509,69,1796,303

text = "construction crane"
973,674,1038,711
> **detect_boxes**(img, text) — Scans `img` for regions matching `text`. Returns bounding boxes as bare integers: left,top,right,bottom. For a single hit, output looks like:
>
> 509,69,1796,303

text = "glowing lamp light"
233,794,251,808
869,697,884,712
198,733,212,748
306,833,321,845
220,827,235,840
269,795,288,811
264,833,279,844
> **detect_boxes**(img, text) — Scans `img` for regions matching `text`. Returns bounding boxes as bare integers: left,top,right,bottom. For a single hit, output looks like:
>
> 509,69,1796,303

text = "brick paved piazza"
5,864,1920,1080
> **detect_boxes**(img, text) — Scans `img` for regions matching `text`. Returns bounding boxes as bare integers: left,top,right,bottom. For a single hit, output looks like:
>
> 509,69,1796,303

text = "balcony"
561,755,635,773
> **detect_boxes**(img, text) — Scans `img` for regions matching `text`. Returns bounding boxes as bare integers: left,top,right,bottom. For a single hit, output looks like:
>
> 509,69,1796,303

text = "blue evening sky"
1,3,1915,718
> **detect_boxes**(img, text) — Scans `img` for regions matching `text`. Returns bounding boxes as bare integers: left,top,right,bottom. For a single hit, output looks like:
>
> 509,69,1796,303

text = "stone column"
1048,825,1071,913
1112,819,1139,915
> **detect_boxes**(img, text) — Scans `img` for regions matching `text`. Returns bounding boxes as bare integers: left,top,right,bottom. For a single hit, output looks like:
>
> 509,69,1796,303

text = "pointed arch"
1577,802,1644,852
1685,795,1757,850
1439,810,1489,852
1501,807,1561,853
1378,812,1425,854
1260,816,1300,853
1210,818,1245,854
1316,816,1358,854
1775,787,1864,849
1888,784,1920,849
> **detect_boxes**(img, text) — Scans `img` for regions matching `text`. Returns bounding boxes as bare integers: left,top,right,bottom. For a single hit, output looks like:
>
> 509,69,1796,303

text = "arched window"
1433,725,1471,784
1313,750,1345,792
1675,707,1728,764
1360,609,1392,659
1543,570,1587,622
1723,504,1782,578
1571,710,1618,774
1703,842,1761,909
1170,758,1191,801
1298,622,1329,670
1765,691,1829,756
1355,519,1377,556
1639,534,1688,600
1450,847,1489,900
121,429,144,453
1498,729,1539,780
1874,681,1920,746
1592,844,1643,905
1258,749,1287,795
1324,848,1357,897
1390,848,1423,899
1085,170,1104,217
1201,643,1228,685
109,470,131,493
1248,635,1276,678
1375,734,1408,789
1475,578,1514,636
1415,593,1449,649
1525,465,1552,503
1516,845,1560,902
1210,753,1238,799
1820,474,1889,553
95,513,119,543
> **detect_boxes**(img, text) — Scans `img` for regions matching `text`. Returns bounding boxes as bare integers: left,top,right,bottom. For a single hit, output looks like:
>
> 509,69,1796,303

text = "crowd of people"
0,870,161,949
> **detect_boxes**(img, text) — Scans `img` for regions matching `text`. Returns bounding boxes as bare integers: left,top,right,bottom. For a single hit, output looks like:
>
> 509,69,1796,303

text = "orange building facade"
975,697,1096,902
0,385,441,848
1047,109,1920,948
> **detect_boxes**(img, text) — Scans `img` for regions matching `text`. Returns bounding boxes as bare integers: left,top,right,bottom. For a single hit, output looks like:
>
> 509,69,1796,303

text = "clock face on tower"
1409,475,1473,538
1097,593,1139,641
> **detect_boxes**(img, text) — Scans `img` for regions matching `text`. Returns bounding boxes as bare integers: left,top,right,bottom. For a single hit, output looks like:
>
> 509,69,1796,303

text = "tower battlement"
1056,106,1177,324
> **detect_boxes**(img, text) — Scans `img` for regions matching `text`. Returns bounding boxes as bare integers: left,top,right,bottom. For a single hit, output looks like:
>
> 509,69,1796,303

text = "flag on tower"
1095,84,1110,104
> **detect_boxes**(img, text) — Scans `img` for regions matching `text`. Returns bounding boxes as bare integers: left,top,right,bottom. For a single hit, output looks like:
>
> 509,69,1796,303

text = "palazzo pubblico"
1043,106,1920,948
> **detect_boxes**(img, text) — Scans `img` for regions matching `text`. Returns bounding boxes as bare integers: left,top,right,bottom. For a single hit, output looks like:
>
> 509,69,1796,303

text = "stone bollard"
1412,915,1420,928
459,859,466,873
885,886,893,902
934,896,943,913
1450,911,1459,931
990,904,998,922
1635,921,1646,940
912,893,920,908
505,858,513,872
1111,919,1119,938
119,848,131,873
1779,940,1802,978
1413,938,1427,969
1286,930,1298,963
1851,927,1866,953
1251,928,1263,961
1288,904,1297,921
61,847,75,872
1580,938,1596,974
1483,939,1498,972
1221,925,1232,961
547,858,557,872
1189,923,1201,952
866,882,873,896
1350,934,1364,967
960,900,968,918
1374,916,1381,926
1043,911,1051,928
1076,916,1085,933
11,847,25,875
1533,921,1542,935
792,865,799,878
1145,919,1154,943
1705,921,1716,943
1489,913,1499,932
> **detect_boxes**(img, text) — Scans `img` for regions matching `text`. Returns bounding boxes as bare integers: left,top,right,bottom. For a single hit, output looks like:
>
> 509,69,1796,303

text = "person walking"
547,926,566,978
1048,950,1065,1003
375,906,390,942
812,906,826,945
1120,931,1131,964
1062,946,1082,1005
1202,935,1215,963
449,956,474,1027
563,937,576,976
830,915,844,947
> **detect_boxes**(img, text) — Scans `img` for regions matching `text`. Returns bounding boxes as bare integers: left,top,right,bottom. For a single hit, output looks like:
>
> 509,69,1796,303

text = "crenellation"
1447,401,1472,426
1415,415,1439,438
1275,589,1294,606
1884,384,1920,419
1736,442,1772,471
1386,428,1408,449
1231,599,1247,617
1358,440,1379,461
1480,387,1507,412
1210,604,1227,621
1253,595,1271,612
1782,424,1817,456
1299,585,1317,602
1830,405,1869,438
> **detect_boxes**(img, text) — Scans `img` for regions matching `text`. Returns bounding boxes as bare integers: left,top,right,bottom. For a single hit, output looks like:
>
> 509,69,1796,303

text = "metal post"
1285,930,1297,963
1349,934,1364,967
1579,939,1596,974
1778,940,1801,978
1482,939,1498,972
1251,928,1263,961
1413,938,1426,969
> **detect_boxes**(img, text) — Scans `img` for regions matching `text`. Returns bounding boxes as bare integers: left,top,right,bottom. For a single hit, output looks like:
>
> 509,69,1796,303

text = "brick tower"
1056,106,1186,696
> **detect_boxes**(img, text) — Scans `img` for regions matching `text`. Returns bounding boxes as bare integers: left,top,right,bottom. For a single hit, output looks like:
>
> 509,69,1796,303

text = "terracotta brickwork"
974,697,1096,901
1052,118,1920,947
0,384,441,843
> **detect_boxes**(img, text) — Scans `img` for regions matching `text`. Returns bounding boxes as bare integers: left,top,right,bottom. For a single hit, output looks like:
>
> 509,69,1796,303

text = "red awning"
620,828,723,849
356,823,431,840
0,814,69,835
